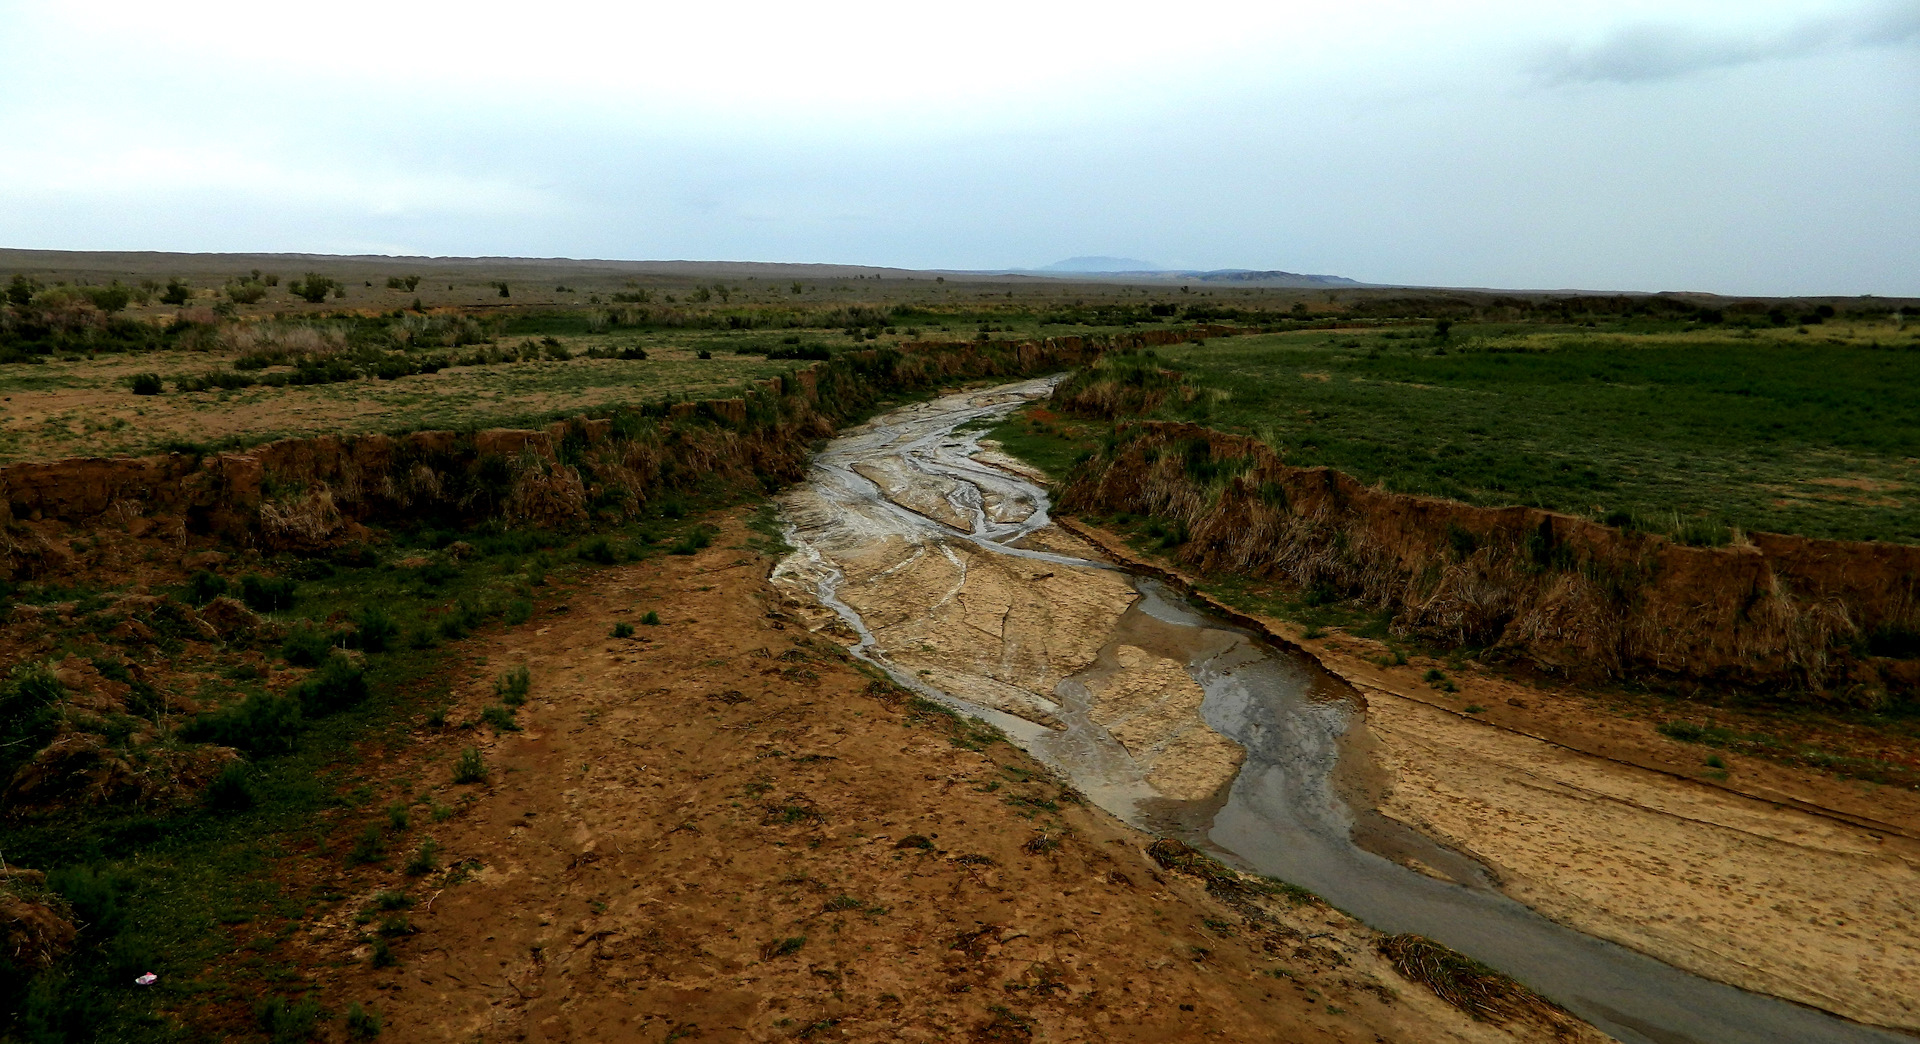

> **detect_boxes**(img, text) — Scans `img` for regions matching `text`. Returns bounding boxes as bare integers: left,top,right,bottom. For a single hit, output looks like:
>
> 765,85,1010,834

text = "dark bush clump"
351,605,399,653
239,574,297,613
452,746,487,784
669,527,713,556
254,995,323,1042
1657,721,1706,743
204,761,257,812
577,535,620,564
182,692,303,755
292,654,368,716
494,667,530,706
186,570,228,605
128,372,163,395
346,1002,383,1038
0,664,66,777
281,622,335,667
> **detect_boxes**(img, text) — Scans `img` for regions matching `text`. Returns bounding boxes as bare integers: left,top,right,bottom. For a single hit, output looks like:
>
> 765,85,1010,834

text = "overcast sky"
1,0,1914,295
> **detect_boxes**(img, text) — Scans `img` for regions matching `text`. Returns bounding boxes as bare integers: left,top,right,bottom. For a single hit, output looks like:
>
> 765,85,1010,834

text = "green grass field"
1126,321,1920,544
0,310,1158,463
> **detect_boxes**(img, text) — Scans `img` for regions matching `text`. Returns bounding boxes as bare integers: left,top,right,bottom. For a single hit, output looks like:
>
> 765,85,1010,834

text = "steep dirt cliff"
0,337,1141,577
1058,421,1920,702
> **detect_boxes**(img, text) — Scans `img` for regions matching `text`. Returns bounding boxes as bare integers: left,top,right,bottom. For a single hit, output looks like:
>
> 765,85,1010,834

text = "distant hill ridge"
1023,257,1365,288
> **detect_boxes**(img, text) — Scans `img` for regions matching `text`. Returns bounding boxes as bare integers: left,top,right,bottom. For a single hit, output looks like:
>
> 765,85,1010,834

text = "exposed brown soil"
269,513,1601,1043
1057,518,1920,1031
1056,420,1920,702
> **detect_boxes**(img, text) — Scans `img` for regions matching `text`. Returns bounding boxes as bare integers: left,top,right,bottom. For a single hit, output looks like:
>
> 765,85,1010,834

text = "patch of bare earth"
272,513,1593,1043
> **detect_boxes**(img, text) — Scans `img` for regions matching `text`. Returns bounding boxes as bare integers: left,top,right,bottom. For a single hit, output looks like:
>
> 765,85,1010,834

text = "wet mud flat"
773,379,1918,1044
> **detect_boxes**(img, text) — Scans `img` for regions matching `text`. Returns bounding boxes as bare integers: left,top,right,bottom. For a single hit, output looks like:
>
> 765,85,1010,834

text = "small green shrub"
386,802,409,832
281,622,335,667
370,938,397,968
254,995,323,1043
186,570,228,604
182,692,303,755
480,704,519,732
0,663,65,776
405,841,439,876
345,1002,383,1038
290,273,337,303
452,746,488,784
611,622,634,639
347,823,387,865
640,610,661,626
1657,721,1706,743
669,528,713,556
494,666,530,706
760,936,807,960
503,599,534,626
239,573,298,613
373,890,411,911
577,535,620,565
352,605,399,653
204,761,256,812
293,654,369,716
129,372,164,395
226,280,269,304
413,559,458,586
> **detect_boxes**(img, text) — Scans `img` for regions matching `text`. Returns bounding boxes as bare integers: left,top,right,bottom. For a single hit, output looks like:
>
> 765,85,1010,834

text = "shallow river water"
773,379,1907,1044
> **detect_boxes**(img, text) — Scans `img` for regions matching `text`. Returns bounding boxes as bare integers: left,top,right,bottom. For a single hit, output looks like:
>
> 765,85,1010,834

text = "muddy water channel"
773,379,1907,1044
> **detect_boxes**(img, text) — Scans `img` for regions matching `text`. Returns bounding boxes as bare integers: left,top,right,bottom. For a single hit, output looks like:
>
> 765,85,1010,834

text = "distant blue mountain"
1040,256,1161,273
1013,258,1365,287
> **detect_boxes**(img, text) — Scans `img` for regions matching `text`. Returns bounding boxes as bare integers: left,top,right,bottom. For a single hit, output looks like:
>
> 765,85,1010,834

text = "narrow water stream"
773,379,1906,1044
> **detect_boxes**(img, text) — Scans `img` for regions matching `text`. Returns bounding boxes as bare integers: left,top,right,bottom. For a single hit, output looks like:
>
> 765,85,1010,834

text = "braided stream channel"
770,377,1908,1044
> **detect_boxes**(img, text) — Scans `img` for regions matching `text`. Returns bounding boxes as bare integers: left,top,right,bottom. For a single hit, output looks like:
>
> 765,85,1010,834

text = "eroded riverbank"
772,379,1918,1044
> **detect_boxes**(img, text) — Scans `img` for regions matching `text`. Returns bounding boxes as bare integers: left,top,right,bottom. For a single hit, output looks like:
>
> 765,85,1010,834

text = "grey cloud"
1533,1,1920,85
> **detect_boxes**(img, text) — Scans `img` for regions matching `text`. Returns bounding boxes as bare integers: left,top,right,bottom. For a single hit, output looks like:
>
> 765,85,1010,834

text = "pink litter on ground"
134,973,157,986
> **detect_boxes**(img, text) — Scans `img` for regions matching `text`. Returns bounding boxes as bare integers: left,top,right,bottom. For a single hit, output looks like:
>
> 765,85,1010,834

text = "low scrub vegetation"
1063,324,1919,544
